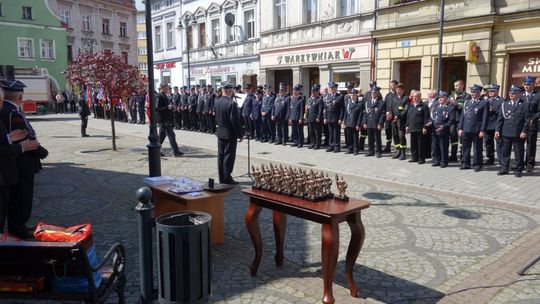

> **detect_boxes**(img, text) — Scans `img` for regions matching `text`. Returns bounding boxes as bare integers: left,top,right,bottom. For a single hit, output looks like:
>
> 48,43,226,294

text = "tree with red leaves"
65,51,145,151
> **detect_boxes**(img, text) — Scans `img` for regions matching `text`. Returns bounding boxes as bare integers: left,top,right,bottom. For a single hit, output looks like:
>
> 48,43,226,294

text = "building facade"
259,0,375,93
52,0,137,66
372,0,540,96
137,10,148,76
0,0,68,91
180,0,260,87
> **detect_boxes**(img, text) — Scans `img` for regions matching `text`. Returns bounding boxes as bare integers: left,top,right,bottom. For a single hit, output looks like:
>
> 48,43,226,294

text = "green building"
0,0,67,91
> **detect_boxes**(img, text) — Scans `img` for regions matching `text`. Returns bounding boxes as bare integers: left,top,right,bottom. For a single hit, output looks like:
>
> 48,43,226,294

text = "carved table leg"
321,222,339,304
245,202,262,277
345,212,365,298
273,210,287,266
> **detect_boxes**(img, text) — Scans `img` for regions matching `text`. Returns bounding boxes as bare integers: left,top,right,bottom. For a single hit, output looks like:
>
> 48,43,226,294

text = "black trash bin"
156,211,212,304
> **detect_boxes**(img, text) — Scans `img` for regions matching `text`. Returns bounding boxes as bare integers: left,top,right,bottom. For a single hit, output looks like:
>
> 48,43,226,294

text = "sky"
135,0,144,10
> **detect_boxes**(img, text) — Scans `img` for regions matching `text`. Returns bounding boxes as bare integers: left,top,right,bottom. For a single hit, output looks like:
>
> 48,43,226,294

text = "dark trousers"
0,186,8,233
159,123,180,154
131,109,138,123
367,128,382,154
384,120,393,146
252,118,261,140
484,130,501,162
359,129,367,150
328,122,340,151
174,111,182,129
450,122,461,157
308,122,322,147
198,113,206,131
462,133,483,167
217,137,237,183
8,174,35,233
291,121,304,145
526,131,537,167
410,132,426,161
81,115,88,136
500,136,525,172
190,111,198,130
276,119,288,143
182,110,190,129
345,127,359,152
206,114,215,133
70,101,76,113
56,102,64,114
243,115,251,137
432,131,450,164
392,121,407,149
139,109,146,123
322,124,329,146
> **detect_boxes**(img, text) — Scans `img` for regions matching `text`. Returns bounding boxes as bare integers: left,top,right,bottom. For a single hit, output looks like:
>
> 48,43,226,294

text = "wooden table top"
149,183,233,201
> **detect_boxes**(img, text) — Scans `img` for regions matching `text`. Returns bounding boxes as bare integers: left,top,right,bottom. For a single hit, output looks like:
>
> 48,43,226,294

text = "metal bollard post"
136,187,157,303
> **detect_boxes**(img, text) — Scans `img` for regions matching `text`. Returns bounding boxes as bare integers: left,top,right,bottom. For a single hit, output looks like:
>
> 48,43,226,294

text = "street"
28,114,540,303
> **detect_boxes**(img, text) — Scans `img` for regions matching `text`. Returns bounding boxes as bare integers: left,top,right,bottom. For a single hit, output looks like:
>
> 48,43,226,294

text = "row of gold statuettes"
251,163,349,202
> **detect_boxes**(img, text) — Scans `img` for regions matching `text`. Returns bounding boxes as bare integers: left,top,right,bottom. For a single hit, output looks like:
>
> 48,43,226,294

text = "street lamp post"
436,0,446,93
178,16,197,87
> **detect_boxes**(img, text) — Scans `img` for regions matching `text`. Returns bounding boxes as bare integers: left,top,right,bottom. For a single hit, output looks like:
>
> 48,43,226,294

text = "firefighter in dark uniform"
181,86,190,129
522,76,539,172
241,84,254,139
458,84,488,171
306,84,324,149
272,85,290,145
0,80,48,239
251,89,263,140
157,84,183,157
205,85,216,134
430,92,455,167
173,86,182,129
390,83,409,160
324,82,344,153
406,90,429,164
383,80,398,153
261,85,275,142
196,87,206,132
449,79,471,161
343,82,354,149
188,86,198,131
343,88,364,155
496,85,530,177
289,85,305,148
484,84,503,165
214,81,243,184
362,86,386,157
79,93,91,137
360,80,377,150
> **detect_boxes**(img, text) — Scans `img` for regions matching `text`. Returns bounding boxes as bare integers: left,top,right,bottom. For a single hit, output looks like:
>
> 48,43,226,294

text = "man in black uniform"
522,76,539,172
306,84,324,149
484,84,503,165
383,80,398,153
261,85,275,142
157,84,183,157
196,87,206,132
80,93,91,137
172,86,182,129
214,81,243,184
188,86,198,131
343,82,354,149
496,85,529,177
289,85,305,148
205,85,216,134
449,80,471,161
138,90,147,124
343,88,364,155
180,86,190,129
129,92,138,123
0,80,48,239
272,85,290,145
251,89,263,141
406,91,429,164
458,84,488,171
360,80,377,150
362,86,385,157
390,83,409,160
324,82,344,153
430,92,455,168
242,84,255,139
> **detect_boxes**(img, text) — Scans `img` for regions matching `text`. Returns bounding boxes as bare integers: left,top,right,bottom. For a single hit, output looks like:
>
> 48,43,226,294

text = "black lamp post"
436,0,446,93
178,15,197,87
145,0,161,177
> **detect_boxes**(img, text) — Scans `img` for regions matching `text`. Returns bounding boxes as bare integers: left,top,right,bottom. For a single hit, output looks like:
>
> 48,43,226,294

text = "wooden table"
242,188,370,304
150,184,233,244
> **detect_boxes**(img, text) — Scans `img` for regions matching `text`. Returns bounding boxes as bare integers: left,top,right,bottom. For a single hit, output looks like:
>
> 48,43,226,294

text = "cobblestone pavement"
17,114,540,304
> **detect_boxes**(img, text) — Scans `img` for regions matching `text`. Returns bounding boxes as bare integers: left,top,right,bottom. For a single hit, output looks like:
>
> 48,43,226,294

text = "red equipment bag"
33,222,92,242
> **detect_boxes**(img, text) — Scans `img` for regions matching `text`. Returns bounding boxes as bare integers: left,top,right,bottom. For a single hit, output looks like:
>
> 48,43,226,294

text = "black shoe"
526,164,534,173
399,153,406,160
376,153,382,158
160,152,166,157
460,164,470,170
408,159,417,163
345,151,353,154
392,151,401,159
432,162,440,167
473,166,481,172
275,142,282,145
9,228,33,240
223,179,239,185
297,144,303,148
334,150,341,153
354,151,359,155
81,134,90,137
326,148,334,152
418,160,425,164
497,170,509,176
449,155,458,162
365,153,375,157
441,163,448,168
514,171,522,178
308,145,314,149
174,151,184,157
314,146,320,150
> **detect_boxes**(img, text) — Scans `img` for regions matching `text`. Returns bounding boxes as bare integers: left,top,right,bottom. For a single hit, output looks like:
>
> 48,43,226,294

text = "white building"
180,0,260,87
52,0,138,65
259,0,375,92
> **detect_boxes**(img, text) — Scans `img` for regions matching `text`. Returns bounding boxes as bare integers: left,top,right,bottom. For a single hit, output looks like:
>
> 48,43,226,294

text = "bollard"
136,186,157,303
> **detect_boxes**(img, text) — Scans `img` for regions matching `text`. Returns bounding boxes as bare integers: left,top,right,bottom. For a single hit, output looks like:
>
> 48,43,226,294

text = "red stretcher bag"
33,222,92,242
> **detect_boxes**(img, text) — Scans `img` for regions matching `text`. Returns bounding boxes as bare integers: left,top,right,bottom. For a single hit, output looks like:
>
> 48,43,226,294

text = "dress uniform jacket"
430,103,455,135
196,95,205,114
156,93,174,124
323,92,344,123
289,96,305,121
458,98,488,134
306,96,324,123
344,98,364,128
450,91,471,123
497,100,530,137
215,96,243,140
486,96,503,131
261,94,275,115
362,96,386,129
242,93,254,117
521,91,539,131
272,95,290,120
188,94,198,112
251,98,262,120
406,102,430,132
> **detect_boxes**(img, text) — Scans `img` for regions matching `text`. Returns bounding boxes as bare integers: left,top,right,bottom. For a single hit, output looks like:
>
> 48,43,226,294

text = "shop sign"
155,62,176,69
521,57,540,73
190,65,234,75
277,47,356,65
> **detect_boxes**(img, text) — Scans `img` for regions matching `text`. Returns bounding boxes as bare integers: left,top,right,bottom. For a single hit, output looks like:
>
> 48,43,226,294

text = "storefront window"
508,52,540,90
227,74,237,85
161,70,171,86
333,72,358,85
199,79,206,86
211,76,222,87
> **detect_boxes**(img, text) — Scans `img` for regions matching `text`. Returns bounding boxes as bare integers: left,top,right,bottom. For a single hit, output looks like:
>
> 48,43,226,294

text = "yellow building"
137,10,148,76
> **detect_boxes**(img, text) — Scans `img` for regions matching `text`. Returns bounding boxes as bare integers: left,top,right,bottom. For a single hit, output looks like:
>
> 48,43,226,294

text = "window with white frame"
211,19,220,44
166,21,175,48
226,14,235,42
226,74,236,84
60,10,71,26
18,38,33,58
138,47,147,54
138,31,146,39
137,15,145,23
339,0,356,17
275,0,286,29
199,23,206,47
22,6,32,19
102,18,110,34
41,39,54,59
155,25,162,50
139,62,148,71
120,21,127,37
305,0,318,23
153,2,161,11
166,0,174,6
82,15,92,31
244,10,255,39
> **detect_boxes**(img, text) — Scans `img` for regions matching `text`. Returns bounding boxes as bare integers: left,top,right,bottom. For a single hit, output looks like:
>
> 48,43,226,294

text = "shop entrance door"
274,69,293,91
308,68,320,87
399,60,421,94
441,57,466,92
243,74,258,87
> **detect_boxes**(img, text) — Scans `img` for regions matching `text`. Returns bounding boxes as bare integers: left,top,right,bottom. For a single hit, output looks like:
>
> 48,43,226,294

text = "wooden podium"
242,188,370,304
150,184,233,244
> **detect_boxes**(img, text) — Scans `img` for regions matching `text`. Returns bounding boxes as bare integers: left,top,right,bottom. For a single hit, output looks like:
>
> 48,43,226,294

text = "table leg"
345,212,365,298
272,211,287,266
321,222,339,304
245,202,262,277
